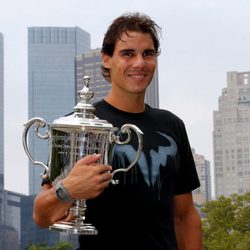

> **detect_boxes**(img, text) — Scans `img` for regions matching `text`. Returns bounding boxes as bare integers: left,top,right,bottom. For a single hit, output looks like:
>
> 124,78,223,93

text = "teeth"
129,74,145,79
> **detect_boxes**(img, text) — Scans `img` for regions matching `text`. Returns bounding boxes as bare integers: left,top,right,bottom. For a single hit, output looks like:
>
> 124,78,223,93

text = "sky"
1,0,250,195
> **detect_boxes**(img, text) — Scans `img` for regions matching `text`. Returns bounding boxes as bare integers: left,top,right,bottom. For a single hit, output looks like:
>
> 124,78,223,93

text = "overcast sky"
1,0,250,195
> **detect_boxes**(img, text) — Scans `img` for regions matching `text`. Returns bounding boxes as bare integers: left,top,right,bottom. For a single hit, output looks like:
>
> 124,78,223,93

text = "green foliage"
26,241,73,250
201,192,250,250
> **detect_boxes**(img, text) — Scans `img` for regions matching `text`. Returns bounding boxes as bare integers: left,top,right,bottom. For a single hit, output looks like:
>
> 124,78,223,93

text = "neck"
105,92,145,113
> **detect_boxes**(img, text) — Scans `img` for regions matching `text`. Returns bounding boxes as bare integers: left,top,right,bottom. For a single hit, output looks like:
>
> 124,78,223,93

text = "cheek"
112,62,128,74
149,60,157,70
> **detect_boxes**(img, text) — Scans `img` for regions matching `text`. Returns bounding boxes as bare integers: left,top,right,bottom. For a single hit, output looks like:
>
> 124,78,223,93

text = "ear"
102,53,112,69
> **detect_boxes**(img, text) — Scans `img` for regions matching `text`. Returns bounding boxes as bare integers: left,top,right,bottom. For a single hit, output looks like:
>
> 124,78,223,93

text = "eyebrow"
144,49,157,54
119,49,135,54
119,48,156,54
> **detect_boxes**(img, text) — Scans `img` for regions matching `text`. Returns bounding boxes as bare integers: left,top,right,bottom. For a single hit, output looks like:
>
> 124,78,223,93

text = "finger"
77,154,101,165
98,165,112,173
101,171,112,182
61,210,75,222
101,179,111,189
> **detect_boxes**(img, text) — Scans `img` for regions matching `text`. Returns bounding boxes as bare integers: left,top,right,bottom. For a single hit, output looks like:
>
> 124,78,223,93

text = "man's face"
102,31,157,96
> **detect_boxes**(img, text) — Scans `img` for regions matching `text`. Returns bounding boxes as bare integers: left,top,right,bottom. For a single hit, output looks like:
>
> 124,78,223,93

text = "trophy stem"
49,199,98,235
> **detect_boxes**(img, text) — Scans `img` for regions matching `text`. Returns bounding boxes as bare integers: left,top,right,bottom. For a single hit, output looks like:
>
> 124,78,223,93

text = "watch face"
57,187,66,200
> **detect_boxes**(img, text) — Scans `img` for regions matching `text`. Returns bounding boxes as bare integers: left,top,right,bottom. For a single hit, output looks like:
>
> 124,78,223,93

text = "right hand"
62,154,112,200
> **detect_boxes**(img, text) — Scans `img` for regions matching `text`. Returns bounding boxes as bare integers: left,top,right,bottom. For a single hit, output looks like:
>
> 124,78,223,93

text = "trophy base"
49,221,98,235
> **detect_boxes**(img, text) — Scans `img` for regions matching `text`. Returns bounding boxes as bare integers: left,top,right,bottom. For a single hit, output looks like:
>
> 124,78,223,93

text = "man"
33,12,203,250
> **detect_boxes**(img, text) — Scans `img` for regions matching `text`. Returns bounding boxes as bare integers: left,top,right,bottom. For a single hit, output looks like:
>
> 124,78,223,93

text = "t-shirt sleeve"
173,120,200,195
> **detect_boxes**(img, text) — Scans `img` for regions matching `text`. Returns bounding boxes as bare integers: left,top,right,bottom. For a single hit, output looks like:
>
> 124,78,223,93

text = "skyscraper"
192,148,212,204
0,32,5,245
75,48,110,103
145,65,159,108
0,32,21,250
28,27,90,194
75,48,159,108
213,71,250,198
0,33,3,177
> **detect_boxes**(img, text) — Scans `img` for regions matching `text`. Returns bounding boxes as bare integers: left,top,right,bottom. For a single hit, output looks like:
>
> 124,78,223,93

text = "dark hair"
101,12,161,82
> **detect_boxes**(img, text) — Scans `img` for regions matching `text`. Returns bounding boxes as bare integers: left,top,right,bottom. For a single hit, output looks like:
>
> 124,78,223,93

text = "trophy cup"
22,76,143,235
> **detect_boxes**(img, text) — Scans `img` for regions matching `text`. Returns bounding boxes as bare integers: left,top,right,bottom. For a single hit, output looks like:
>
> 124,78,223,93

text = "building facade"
28,26,90,195
75,48,159,108
75,48,110,103
0,33,3,177
0,32,21,250
213,71,250,198
20,194,60,249
192,148,212,205
1,191,21,250
1,190,60,250
0,31,6,248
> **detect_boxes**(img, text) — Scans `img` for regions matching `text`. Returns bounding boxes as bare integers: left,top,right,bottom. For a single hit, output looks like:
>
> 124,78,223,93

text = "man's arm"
173,192,203,250
33,183,73,228
33,154,112,228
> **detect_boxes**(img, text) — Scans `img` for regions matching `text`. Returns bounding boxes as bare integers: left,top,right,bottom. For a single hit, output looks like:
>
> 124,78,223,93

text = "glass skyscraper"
28,26,90,194
0,32,5,246
0,34,21,249
0,33,3,177
75,48,110,103
0,31,4,234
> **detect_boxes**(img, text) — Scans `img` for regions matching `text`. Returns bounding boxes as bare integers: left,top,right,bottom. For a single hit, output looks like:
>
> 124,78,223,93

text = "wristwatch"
55,180,74,203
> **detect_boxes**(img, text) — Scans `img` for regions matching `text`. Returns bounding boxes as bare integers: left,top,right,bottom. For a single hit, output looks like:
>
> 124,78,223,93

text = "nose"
133,54,146,68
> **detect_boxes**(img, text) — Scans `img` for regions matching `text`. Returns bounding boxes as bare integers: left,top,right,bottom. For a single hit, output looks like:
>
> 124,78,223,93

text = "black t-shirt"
78,100,200,250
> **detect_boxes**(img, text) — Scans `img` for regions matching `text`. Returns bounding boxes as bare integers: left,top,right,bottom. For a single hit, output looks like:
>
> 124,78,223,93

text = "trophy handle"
22,117,50,179
110,124,143,185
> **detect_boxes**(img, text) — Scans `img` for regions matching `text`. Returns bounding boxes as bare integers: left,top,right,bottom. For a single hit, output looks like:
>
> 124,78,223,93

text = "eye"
143,50,156,57
121,51,134,57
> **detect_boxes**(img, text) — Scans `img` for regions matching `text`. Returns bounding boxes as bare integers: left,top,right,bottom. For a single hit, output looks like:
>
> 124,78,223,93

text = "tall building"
0,31,5,247
0,33,20,250
1,190,60,250
0,33,3,177
1,191,21,250
20,194,60,249
192,149,212,205
75,48,159,108
28,26,90,195
145,65,159,108
75,48,110,103
213,71,250,198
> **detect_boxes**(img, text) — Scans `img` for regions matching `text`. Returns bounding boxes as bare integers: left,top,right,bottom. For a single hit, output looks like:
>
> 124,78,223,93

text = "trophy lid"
50,76,113,130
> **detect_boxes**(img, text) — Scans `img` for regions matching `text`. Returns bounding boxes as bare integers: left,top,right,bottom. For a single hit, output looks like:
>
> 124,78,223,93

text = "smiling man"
102,31,157,107
33,12,203,250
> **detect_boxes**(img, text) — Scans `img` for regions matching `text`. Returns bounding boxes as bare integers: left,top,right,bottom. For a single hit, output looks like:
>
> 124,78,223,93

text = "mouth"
127,73,147,80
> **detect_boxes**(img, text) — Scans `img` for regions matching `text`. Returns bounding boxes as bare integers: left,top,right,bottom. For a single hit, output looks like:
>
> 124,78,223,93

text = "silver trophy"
22,76,143,235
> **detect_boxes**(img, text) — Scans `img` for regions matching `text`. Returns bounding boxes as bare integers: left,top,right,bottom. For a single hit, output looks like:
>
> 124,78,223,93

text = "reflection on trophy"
22,76,143,235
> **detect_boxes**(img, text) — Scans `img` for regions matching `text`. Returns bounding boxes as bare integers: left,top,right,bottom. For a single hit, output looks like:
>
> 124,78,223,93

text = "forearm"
33,155,112,228
33,184,73,228
174,209,203,250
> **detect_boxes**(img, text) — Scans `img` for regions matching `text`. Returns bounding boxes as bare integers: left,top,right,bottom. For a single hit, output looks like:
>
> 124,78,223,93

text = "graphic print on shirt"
112,131,178,188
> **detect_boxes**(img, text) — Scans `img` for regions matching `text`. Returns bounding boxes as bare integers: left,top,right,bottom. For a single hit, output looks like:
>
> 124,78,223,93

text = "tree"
201,192,250,250
26,241,73,250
